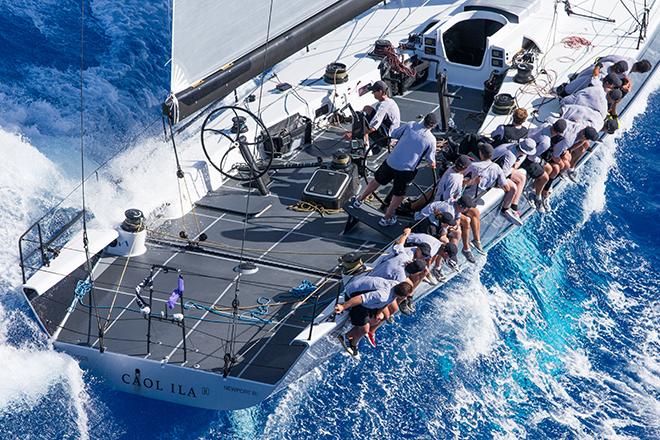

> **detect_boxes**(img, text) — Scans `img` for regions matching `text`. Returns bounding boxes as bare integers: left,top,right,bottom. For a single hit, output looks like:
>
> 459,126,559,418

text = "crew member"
461,143,516,258
415,194,477,263
526,119,567,213
560,60,626,96
335,276,412,355
351,113,438,227
563,126,599,181
490,108,529,146
368,228,430,285
344,80,400,153
492,138,536,224
408,154,471,212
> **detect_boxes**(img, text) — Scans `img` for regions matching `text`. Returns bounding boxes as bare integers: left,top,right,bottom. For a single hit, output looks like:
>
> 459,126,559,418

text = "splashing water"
0,300,89,439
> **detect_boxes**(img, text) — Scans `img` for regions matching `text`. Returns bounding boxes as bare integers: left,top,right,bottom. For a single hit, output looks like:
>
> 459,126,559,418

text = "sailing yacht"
18,0,658,410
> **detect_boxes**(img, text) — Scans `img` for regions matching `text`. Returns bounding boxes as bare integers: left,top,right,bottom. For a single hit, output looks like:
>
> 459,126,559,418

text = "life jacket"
492,125,528,146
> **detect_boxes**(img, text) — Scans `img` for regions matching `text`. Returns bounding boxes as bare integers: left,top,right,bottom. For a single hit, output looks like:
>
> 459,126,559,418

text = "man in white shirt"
344,80,401,153
557,126,599,181
351,113,438,226
369,227,430,284
460,143,519,253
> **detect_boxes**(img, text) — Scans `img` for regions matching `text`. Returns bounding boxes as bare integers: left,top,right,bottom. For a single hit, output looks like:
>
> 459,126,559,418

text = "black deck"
39,80,486,386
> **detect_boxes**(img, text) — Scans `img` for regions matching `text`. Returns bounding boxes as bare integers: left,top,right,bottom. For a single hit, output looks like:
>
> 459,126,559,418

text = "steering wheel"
200,106,273,182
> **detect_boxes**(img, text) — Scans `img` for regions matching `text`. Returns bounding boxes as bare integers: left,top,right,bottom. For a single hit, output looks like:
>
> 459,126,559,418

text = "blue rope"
69,279,93,312
287,279,317,298
184,301,274,325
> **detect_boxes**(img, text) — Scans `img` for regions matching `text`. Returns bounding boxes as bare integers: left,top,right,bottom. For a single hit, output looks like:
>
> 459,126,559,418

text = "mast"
164,0,383,123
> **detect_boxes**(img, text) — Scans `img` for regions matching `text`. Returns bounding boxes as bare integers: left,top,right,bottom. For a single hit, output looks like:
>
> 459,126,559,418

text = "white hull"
59,342,275,410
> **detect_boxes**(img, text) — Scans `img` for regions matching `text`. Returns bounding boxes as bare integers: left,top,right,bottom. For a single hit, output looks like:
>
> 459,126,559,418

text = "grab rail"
18,209,85,284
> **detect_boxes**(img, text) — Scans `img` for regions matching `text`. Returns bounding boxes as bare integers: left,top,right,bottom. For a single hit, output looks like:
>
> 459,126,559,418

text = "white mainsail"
170,0,339,94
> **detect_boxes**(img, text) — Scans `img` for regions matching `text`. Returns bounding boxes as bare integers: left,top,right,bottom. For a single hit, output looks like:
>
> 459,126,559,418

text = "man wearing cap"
492,138,536,225
405,232,452,284
560,126,600,181
435,154,471,202
562,71,622,120
414,194,479,263
344,80,401,151
412,208,460,247
369,227,430,284
596,55,653,80
335,275,413,355
546,118,598,182
460,142,520,245
351,113,438,227
490,108,529,147
598,57,653,102
407,154,471,212
434,243,459,280
561,60,623,96
526,119,567,213
540,118,576,176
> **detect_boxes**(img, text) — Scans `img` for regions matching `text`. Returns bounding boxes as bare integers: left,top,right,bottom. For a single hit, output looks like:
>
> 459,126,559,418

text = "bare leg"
561,152,572,170
357,179,381,202
548,163,561,179
346,323,369,346
370,302,399,335
468,207,481,243
569,144,588,168
408,271,427,288
534,173,549,196
460,214,472,250
448,229,460,247
510,171,526,205
502,180,516,209
384,195,405,219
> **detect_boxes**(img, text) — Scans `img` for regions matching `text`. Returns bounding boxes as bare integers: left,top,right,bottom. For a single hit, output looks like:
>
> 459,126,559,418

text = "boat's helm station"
198,101,374,211
200,105,275,184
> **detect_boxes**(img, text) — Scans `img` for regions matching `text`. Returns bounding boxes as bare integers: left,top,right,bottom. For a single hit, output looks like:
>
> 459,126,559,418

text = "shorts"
348,303,378,326
540,149,554,163
463,184,488,200
521,159,544,179
411,217,437,236
365,109,391,150
374,162,417,197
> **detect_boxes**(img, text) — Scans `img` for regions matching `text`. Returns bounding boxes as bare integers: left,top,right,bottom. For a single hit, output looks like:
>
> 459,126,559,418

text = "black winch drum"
491,93,515,115
324,62,349,84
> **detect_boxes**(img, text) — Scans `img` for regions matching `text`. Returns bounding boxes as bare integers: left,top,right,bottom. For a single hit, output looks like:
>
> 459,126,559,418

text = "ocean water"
0,1,659,439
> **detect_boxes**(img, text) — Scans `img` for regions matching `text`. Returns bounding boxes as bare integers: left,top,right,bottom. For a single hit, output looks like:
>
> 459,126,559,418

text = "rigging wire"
223,0,276,378
78,0,106,351
617,0,643,26
78,1,91,278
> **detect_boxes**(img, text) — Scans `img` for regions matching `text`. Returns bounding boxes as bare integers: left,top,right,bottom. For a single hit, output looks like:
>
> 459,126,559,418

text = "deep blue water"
0,2,658,439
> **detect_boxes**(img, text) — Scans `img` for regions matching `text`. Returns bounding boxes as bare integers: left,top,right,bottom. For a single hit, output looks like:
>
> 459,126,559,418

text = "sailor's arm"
334,294,363,313
592,62,602,78
396,227,412,246
425,139,436,169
